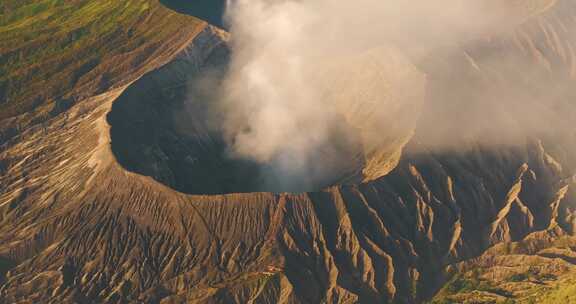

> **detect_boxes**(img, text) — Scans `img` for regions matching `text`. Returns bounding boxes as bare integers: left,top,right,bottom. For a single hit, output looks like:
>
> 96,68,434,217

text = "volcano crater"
107,37,365,195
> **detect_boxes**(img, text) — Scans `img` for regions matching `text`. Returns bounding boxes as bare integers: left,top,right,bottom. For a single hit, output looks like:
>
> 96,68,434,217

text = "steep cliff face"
1,1,576,304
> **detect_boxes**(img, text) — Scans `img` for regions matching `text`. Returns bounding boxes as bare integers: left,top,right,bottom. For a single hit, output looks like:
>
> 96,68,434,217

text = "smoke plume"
193,0,573,191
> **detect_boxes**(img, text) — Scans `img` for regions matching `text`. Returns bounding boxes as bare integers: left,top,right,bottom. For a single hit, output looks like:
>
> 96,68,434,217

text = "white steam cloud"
219,0,495,158
195,0,571,191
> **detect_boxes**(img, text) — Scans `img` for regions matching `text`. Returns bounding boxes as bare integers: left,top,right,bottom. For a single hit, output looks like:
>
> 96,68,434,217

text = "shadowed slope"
160,0,226,28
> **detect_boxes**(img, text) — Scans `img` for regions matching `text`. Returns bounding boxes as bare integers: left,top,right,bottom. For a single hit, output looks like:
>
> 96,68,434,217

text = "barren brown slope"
1,1,576,304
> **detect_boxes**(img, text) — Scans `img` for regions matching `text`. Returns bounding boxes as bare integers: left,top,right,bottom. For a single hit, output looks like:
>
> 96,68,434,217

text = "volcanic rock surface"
1,0,576,303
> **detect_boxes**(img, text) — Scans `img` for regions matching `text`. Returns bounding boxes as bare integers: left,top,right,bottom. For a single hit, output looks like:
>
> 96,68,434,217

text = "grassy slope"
430,272,576,304
0,0,203,138
428,235,576,304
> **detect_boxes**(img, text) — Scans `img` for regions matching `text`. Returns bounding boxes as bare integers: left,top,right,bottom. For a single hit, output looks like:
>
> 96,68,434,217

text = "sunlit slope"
0,0,204,140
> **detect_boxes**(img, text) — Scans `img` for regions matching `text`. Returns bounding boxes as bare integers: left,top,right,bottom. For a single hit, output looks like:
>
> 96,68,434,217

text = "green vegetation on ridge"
0,0,203,138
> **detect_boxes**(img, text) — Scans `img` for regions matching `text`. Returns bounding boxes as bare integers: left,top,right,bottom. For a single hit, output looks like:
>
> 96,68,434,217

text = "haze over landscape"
173,0,572,192
2,0,576,303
